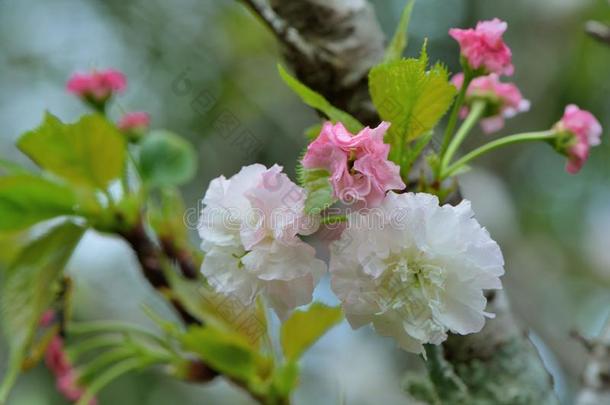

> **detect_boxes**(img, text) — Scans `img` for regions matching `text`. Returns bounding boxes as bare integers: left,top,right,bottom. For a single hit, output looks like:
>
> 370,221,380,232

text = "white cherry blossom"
198,164,325,319
329,192,504,353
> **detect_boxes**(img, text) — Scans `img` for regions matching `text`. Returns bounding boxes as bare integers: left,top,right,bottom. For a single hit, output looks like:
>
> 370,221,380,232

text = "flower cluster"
302,122,405,207
196,16,603,355
554,104,603,174
452,73,530,133
198,164,325,319
448,19,602,172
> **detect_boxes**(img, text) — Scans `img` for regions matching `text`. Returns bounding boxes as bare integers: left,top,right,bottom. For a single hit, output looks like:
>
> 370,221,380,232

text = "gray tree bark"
239,0,558,403
576,317,610,405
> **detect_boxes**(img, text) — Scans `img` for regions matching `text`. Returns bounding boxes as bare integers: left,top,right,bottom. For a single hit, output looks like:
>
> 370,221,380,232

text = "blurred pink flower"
452,73,529,133
302,122,405,207
66,69,126,102
555,105,602,174
118,111,150,132
45,335,96,405
45,335,71,376
449,18,514,76
39,309,56,328
57,371,97,405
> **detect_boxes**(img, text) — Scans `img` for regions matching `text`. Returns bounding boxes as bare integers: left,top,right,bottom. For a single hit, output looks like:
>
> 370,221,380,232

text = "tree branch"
576,316,610,404
246,0,385,126
118,218,201,325
586,21,610,45
240,0,315,61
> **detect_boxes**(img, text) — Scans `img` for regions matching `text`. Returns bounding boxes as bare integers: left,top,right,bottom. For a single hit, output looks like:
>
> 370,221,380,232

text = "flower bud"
118,111,150,142
553,105,602,174
66,69,127,111
449,18,514,76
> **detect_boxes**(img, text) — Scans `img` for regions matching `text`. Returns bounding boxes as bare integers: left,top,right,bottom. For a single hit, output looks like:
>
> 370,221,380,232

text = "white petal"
264,274,317,320
372,313,424,354
201,245,260,306
242,239,326,282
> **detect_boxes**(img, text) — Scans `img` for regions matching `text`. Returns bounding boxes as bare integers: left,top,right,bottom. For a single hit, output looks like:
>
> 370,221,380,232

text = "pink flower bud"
302,122,405,208
45,335,71,376
452,73,529,133
554,105,602,174
39,309,56,327
66,69,127,104
45,335,97,405
449,18,514,76
118,111,150,134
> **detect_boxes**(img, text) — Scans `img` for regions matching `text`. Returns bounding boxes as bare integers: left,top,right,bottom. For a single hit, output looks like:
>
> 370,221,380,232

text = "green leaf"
0,222,85,402
271,361,299,398
304,124,322,140
297,166,335,215
165,271,267,348
0,159,30,175
180,325,260,381
278,64,364,133
384,0,416,62
139,130,197,187
369,44,456,143
280,303,343,360
17,113,126,189
0,174,78,231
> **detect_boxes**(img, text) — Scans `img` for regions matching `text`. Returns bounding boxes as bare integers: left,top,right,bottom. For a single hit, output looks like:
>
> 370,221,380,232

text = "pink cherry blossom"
302,122,405,207
45,335,97,405
118,112,150,132
66,69,127,102
449,18,514,76
452,73,529,133
555,104,602,174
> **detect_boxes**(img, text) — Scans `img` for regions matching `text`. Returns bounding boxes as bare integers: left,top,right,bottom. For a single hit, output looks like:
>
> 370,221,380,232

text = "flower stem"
440,100,486,172
438,70,473,165
442,130,556,179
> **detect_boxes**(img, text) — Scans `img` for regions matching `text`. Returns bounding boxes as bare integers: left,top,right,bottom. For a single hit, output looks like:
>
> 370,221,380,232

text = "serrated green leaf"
384,0,416,62
0,174,78,231
280,303,343,360
0,222,84,402
278,64,364,133
297,166,335,215
180,325,260,381
369,45,456,144
139,130,197,187
17,113,126,189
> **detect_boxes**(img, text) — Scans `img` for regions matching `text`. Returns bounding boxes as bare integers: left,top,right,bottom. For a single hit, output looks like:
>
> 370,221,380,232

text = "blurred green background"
1,0,609,403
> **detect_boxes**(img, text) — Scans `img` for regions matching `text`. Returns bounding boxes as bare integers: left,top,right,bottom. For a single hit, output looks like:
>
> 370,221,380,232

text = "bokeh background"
1,0,609,403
